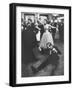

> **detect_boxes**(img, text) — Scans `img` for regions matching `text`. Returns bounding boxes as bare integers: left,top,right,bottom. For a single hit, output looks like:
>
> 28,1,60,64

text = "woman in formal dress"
39,21,54,50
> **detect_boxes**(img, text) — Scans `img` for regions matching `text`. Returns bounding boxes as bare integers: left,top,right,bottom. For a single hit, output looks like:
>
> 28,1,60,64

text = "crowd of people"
22,17,62,75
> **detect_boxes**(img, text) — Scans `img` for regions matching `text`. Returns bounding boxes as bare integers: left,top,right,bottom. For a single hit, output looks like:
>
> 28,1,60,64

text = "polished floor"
22,40,64,77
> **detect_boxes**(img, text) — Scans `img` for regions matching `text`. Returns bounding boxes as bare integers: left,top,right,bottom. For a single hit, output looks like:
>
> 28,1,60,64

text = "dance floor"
22,40,64,77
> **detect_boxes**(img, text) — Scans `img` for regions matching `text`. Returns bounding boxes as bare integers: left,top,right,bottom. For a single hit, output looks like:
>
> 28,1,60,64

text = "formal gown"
39,29,54,49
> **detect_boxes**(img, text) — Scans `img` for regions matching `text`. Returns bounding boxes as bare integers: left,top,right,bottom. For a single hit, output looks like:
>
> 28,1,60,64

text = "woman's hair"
28,18,32,22
44,19,48,24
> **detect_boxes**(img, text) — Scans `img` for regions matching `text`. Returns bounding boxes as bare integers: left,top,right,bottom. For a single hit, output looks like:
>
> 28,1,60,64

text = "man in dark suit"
51,22,57,41
37,19,44,39
58,22,64,42
22,18,37,65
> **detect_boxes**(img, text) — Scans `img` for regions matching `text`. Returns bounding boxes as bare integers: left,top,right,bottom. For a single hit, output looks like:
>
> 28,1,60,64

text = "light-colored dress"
39,24,54,49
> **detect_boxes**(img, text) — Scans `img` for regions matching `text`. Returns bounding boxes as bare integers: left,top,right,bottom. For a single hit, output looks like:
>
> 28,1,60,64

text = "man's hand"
53,48,58,53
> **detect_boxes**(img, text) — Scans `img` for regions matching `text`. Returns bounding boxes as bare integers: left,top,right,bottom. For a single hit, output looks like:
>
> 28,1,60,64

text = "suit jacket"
22,24,37,64
38,24,44,38
40,46,61,55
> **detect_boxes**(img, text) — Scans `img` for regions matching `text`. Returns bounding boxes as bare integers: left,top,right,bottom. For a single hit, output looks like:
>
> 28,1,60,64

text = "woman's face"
44,20,47,25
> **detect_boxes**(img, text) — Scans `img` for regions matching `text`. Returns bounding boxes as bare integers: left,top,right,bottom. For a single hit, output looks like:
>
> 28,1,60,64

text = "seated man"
31,42,61,75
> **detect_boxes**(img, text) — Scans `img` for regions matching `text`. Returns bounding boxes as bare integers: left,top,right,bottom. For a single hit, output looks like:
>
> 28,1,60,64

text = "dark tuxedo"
51,23,57,40
38,24,44,38
22,23,37,64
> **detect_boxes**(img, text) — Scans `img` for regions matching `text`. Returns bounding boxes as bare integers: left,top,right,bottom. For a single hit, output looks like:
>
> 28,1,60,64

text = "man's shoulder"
31,23,35,26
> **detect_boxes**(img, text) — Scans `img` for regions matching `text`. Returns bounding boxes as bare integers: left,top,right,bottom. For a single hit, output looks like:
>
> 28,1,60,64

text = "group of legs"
31,46,60,76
